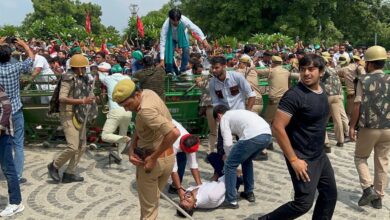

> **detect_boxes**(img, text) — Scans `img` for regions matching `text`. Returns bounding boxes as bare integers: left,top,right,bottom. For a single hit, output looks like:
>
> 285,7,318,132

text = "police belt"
254,98,263,105
268,98,281,105
134,146,174,160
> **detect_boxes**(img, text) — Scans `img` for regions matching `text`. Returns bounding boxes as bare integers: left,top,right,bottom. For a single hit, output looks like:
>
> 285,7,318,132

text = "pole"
374,33,377,45
129,4,139,48
159,191,195,220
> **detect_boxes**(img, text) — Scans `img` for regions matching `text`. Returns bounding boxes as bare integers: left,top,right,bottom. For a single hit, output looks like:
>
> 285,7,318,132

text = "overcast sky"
0,0,169,32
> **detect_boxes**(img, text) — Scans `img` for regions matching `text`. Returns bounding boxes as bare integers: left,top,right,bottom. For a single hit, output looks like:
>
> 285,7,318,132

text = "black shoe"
62,173,84,183
47,162,60,182
240,191,256,202
371,198,382,209
267,142,274,151
19,177,27,184
358,186,379,206
109,151,122,165
344,137,351,143
336,142,344,147
220,200,239,209
168,184,177,194
254,152,268,161
324,145,331,153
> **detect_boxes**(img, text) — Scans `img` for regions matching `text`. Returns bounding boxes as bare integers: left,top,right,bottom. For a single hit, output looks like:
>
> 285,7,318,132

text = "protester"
259,54,337,220
169,119,202,200
0,37,35,184
99,63,132,161
0,85,24,217
160,8,210,74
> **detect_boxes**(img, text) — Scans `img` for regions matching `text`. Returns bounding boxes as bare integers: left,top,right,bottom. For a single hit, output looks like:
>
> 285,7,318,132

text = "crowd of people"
0,7,389,220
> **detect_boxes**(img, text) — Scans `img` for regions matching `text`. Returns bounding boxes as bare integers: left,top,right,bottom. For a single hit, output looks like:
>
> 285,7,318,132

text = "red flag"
214,40,219,49
85,13,91,34
136,16,144,38
191,31,202,42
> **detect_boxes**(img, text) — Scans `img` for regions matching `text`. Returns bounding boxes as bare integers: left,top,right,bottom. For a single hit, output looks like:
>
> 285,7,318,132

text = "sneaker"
220,200,239,209
371,198,382,209
19,177,27,184
62,173,84,183
240,191,256,202
0,203,24,217
358,186,379,206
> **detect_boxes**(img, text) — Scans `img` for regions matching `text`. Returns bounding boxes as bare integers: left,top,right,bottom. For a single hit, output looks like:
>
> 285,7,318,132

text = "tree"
19,0,119,43
0,25,21,37
179,0,390,47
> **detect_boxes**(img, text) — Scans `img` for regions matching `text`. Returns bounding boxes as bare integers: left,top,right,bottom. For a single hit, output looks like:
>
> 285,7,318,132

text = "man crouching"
112,79,180,220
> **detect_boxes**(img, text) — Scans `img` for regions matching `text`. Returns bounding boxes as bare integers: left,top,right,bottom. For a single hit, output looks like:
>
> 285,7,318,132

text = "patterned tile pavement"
0,134,389,220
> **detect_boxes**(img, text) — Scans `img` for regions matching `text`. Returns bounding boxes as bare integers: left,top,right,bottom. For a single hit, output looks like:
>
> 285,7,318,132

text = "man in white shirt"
99,64,131,160
94,51,111,74
169,120,202,200
213,105,272,208
177,175,243,217
31,53,56,104
159,8,210,74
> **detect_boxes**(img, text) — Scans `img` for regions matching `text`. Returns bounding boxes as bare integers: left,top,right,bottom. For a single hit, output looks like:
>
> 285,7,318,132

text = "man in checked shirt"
0,37,34,184
0,85,24,217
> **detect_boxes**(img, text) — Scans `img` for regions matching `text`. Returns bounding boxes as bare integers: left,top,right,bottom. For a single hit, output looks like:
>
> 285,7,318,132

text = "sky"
0,0,169,33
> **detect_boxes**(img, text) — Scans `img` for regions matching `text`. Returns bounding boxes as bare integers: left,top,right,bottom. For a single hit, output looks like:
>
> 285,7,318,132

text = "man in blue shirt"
0,37,35,184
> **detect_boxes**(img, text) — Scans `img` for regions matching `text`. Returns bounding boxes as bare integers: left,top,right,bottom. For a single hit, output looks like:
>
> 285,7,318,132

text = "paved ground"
0,134,389,220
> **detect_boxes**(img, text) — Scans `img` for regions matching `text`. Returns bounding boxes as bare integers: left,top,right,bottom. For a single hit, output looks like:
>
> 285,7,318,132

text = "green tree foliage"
0,25,21,37
11,0,121,44
179,0,390,48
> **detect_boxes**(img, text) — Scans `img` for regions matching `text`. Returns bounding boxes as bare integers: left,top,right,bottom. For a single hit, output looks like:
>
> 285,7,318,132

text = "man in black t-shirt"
259,54,337,220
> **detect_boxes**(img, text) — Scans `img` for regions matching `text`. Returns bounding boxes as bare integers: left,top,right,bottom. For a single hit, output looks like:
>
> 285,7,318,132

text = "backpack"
48,76,62,115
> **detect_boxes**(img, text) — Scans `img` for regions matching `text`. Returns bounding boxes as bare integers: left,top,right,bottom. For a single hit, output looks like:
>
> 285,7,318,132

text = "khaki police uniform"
257,65,290,124
134,89,176,219
237,67,263,115
53,72,88,174
354,70,390,198
337,63,366,118
197,75,217,153
322,67,349,145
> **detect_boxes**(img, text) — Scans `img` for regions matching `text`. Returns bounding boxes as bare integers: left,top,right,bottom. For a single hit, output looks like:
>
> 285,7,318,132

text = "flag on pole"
191,31,202,42
136,16,144,38
85,13,91,34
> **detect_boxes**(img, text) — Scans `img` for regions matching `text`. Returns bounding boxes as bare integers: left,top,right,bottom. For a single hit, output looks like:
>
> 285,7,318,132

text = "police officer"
257,56,290,125
113,79,180,219
321,56,349,150
47,54,97,183
349,45,390,209
337,55,366,119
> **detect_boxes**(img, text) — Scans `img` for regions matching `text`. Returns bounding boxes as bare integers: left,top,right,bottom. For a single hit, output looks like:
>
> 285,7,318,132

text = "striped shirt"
0,58,34,114
0,85,13,136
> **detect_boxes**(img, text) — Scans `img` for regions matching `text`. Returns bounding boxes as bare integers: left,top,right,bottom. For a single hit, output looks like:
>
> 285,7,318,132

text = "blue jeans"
0,135,22,204
224,134,272,203
12,109,25,179
176,152,187,183
165,40,190,74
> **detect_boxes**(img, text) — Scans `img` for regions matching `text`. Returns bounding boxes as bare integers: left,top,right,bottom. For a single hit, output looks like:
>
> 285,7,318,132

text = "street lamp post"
129,4,139,47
